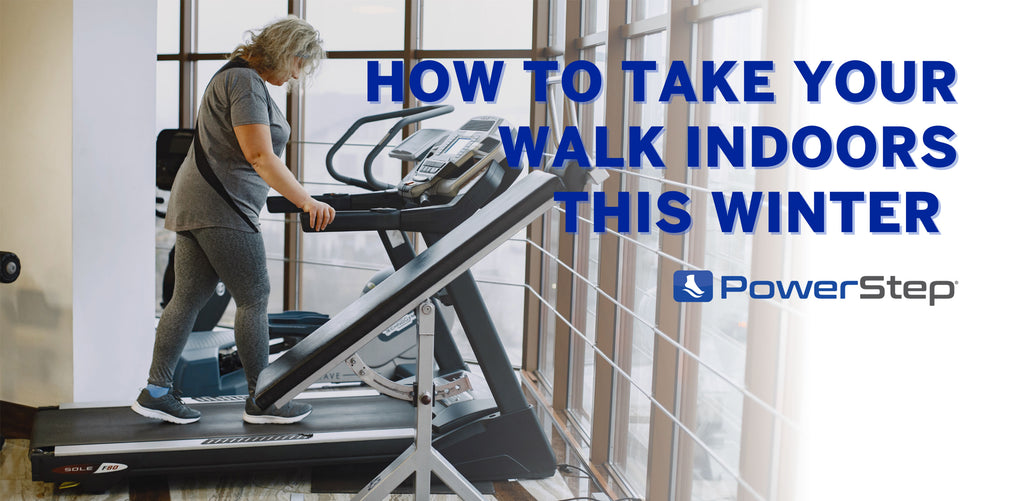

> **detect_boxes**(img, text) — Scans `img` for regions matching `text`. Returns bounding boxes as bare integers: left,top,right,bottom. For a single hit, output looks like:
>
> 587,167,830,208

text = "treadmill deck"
32,393,415,453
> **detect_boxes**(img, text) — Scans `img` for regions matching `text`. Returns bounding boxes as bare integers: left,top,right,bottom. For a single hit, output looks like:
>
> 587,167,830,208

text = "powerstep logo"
673,273,956,306
674,271,714,302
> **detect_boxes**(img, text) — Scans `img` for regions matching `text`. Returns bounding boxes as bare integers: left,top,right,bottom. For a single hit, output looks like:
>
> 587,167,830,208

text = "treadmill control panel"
395,116,509,200
389,128,448,162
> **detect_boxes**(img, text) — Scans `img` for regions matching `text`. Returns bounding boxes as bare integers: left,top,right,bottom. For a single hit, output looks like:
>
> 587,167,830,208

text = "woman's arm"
234,123,335,230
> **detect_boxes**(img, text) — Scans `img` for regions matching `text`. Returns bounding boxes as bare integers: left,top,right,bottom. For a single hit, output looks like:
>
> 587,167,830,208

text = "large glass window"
537,209,561,395
299,58,403,315
608,31,667,497
628,0,667,21
582,0,609,35
196,0,288,53
421,0,533,50
531,2,797,500
307,0,404,51
690,11,764,501
157,0,180,54
411,59,532,130
568,43,607,438
156,1,535,358
153,4,799,500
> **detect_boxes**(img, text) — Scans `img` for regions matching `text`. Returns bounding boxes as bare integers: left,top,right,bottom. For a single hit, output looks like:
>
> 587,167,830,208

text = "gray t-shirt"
165,63,290,233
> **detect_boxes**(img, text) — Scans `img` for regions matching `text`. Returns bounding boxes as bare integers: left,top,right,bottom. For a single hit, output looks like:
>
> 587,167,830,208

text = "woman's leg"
134,231,219,423
190,226,271,396
191,226,311,423
147,231,221,388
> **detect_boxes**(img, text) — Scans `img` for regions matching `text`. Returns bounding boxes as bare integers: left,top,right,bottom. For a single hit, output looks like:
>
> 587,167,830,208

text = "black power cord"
555,463,643,501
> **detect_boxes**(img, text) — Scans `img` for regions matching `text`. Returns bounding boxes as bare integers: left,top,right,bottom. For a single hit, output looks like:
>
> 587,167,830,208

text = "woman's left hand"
303,199,336,231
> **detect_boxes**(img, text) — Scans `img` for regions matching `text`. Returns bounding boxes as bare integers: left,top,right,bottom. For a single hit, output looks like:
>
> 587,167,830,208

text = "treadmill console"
389,128,449,162
395,116,509,199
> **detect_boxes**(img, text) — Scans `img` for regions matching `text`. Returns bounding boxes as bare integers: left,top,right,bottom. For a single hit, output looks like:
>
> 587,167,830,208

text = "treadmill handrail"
254,172,562,409
326,105,454,191
280,159,519,234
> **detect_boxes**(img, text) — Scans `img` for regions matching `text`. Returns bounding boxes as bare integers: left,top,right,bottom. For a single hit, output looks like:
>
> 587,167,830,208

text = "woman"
132,17,335,425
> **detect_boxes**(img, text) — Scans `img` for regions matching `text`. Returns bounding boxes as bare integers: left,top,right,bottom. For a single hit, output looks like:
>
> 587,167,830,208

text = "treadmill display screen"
443,138,472,156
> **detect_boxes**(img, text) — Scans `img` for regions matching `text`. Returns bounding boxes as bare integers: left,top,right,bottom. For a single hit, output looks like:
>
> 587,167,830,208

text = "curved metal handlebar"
325,104,455,191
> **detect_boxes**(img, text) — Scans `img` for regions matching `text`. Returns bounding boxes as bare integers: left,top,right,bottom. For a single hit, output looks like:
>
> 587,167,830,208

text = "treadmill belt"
31,396,413,448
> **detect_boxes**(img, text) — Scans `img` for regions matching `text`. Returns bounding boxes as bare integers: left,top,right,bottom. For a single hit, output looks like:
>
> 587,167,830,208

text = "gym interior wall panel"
71,0,157,402
0,0,76,407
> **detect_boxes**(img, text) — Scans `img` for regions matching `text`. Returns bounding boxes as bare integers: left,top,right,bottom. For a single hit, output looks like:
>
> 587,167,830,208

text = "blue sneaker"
131,388,201,424
243,397,312,424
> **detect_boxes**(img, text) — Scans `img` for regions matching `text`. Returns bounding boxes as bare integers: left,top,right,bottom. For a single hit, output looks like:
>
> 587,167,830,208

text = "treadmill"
171,105,494,395
30,115,604,491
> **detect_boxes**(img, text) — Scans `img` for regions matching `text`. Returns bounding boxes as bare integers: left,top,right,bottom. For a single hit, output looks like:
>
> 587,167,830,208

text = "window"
155,0,536,357
421,0,533,50
567,42,608,435
528,2,800,500
196,0,287,53
608,30,667,497
156,0,179,55
686,10,765,501
307,0,403,51
155,4,802,499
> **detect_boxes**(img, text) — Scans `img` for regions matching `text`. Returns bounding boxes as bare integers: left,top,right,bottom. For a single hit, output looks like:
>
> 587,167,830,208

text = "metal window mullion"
413,49,534,59
738,3,798,501
568,206,593,419
606,0,643,486
685,0,765,23
402,0,422,146
566,40,602,429
568,197,593,414
184,53,232,61
588,0,628,470
675,9,712,500
552,175,577,410
281,0,305,312
530,214,552,381
621,13,668,39
646,0,695,496
551,0,588,413
522,0,552,375
178,0,196,128
538,210,561,394
579,31,607,49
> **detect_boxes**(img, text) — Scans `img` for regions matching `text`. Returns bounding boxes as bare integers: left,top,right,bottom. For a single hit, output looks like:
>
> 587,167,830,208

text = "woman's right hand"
302,199,336,231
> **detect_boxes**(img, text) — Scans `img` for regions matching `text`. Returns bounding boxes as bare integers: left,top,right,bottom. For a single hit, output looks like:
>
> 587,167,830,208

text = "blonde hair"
231,16,325,85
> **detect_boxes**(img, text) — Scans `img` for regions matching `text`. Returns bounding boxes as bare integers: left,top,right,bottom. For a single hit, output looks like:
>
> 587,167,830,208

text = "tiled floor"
0,438,585,500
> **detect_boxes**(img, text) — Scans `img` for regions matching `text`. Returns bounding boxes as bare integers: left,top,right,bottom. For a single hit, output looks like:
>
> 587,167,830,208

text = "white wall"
795,2,1024,501
71,0,156,402
0,0,75,407
0,0,156,406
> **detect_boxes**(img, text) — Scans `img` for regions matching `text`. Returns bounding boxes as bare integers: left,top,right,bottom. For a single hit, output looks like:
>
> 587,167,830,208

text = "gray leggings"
148,227,270,396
